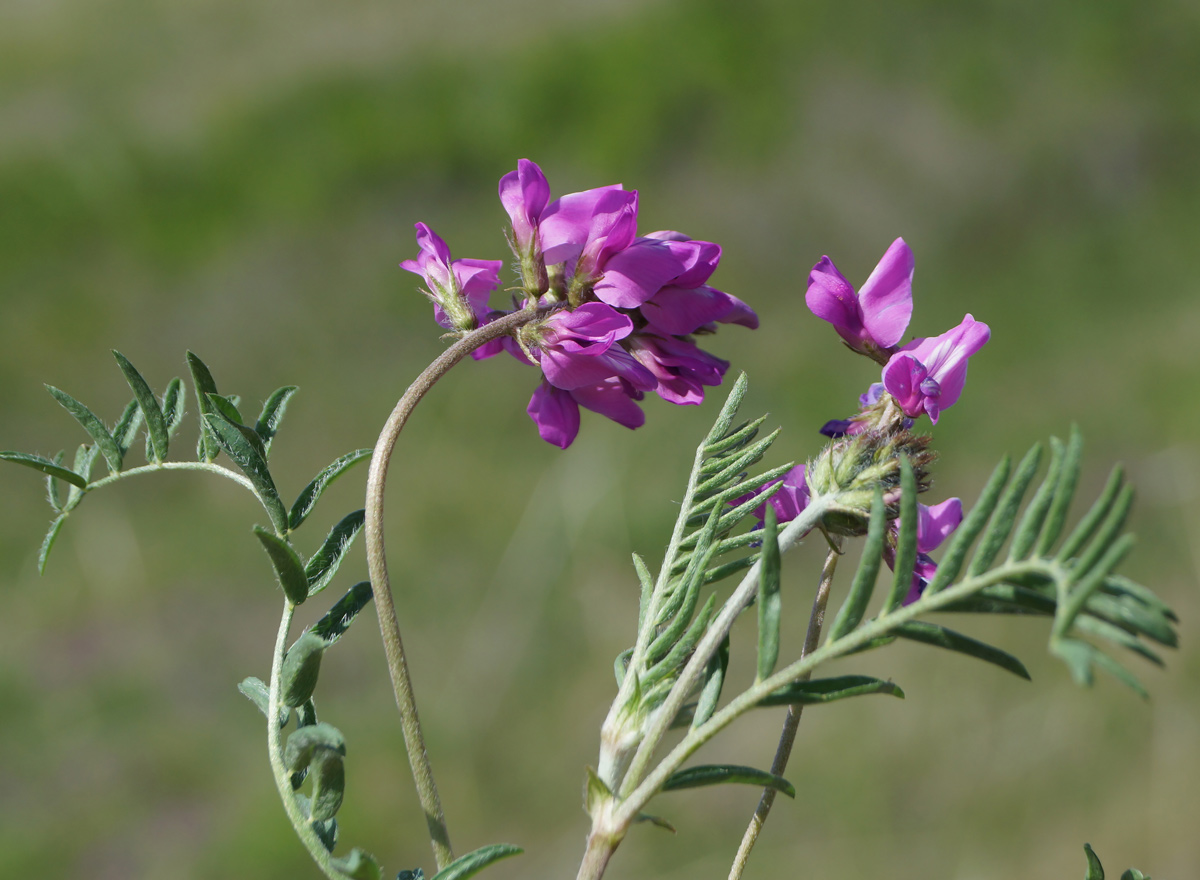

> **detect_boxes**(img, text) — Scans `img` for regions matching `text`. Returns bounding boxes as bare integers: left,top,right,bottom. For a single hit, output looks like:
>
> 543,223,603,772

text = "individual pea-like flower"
625,331,730,406
499,158,551,261
884,497,964,605
526,303,656,392
526,379,646,449
806,238,915,362
730,464,810,531
400,222,502,333
881,314,991,424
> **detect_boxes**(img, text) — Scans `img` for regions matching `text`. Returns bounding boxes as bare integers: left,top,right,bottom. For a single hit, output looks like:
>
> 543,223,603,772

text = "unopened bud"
280,631,327,708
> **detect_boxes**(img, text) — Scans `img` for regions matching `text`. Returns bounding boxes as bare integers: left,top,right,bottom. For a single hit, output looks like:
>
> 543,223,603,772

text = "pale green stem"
619,496,834,799
364,307,544,871
84,460,259,498
267,600,349,879
613,557,1050,829
728,545,839,880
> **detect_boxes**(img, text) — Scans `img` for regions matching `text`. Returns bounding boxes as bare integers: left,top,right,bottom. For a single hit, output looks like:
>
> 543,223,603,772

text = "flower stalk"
728,545,839,880
364,307,544,870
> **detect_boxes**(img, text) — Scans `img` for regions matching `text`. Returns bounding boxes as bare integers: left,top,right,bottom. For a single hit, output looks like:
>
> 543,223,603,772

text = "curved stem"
728,546,839,880
364,308,544,870
267,600,347,879
85,460,260,496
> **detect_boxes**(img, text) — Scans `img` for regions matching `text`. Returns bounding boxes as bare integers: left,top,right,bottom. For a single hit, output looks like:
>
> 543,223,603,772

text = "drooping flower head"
881,314,991,424
404,160,757,448
806,238,915,362
400,222,502,332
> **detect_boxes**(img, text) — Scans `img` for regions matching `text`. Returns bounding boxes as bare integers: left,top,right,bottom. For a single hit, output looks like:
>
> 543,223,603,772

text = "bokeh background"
1,1,1197,878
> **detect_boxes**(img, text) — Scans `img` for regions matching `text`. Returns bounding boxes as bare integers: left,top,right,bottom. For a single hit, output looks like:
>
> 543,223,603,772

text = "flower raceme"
402,159,758,448
806,241,990,428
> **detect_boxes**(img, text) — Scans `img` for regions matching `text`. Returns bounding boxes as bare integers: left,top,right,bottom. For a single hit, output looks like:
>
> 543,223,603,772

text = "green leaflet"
112,398,145,455
280,631,326,707
330,848,381,880
1037,425,1084,555
288,449,373,531
38,515,67,575
207,411,288,533
691,635,729,730
0,451,88,489
112,351,169,463
756,504,782,681
881,454,918,615
162,377,185,436
254,385,298,456
759,674,904,707
894,621,1030,680
310,581,374,646
186,351,221,462
283,721,345,772
923,455,1011,595
967,442,1044,576
826,487,886,641
253,527,309,605
428,844,524,880
309,749,345,821
304,509,366,597
661,763,794,798
237,676,289,727
45,385,123,474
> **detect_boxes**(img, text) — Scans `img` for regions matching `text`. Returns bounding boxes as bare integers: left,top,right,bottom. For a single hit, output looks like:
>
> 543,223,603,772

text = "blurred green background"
1,0,1197,877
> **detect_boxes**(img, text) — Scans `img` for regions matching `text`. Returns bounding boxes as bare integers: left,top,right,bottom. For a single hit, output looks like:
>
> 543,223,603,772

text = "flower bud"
280,631,327,708
808,430,934,536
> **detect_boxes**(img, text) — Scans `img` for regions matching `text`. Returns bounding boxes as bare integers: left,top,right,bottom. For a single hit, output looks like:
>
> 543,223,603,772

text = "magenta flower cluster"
401,159,757,448
806,238,990,425
731,238,986,604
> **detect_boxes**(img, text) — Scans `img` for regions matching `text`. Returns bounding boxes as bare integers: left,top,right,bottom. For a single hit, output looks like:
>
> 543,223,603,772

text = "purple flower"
881,314,990,424
639,284,758,335
806,238,915,360
731,464,810,530
539,185,639,278
400,222,502,332
890,497,964,604
526,379,645,449
591,233,719,309
626,332,729,405
532,303,657,392
499,159,551,258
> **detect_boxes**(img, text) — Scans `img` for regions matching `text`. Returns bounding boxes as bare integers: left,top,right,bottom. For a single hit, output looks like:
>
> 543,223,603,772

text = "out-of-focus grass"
1,1,1197,878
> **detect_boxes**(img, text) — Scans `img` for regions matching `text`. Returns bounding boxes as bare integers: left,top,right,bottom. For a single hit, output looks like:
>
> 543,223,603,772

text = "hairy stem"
364,307,543,870
619,497,833,799
267,600,347,879
728,545,839,880
575,829,620,880
84,460,260,501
